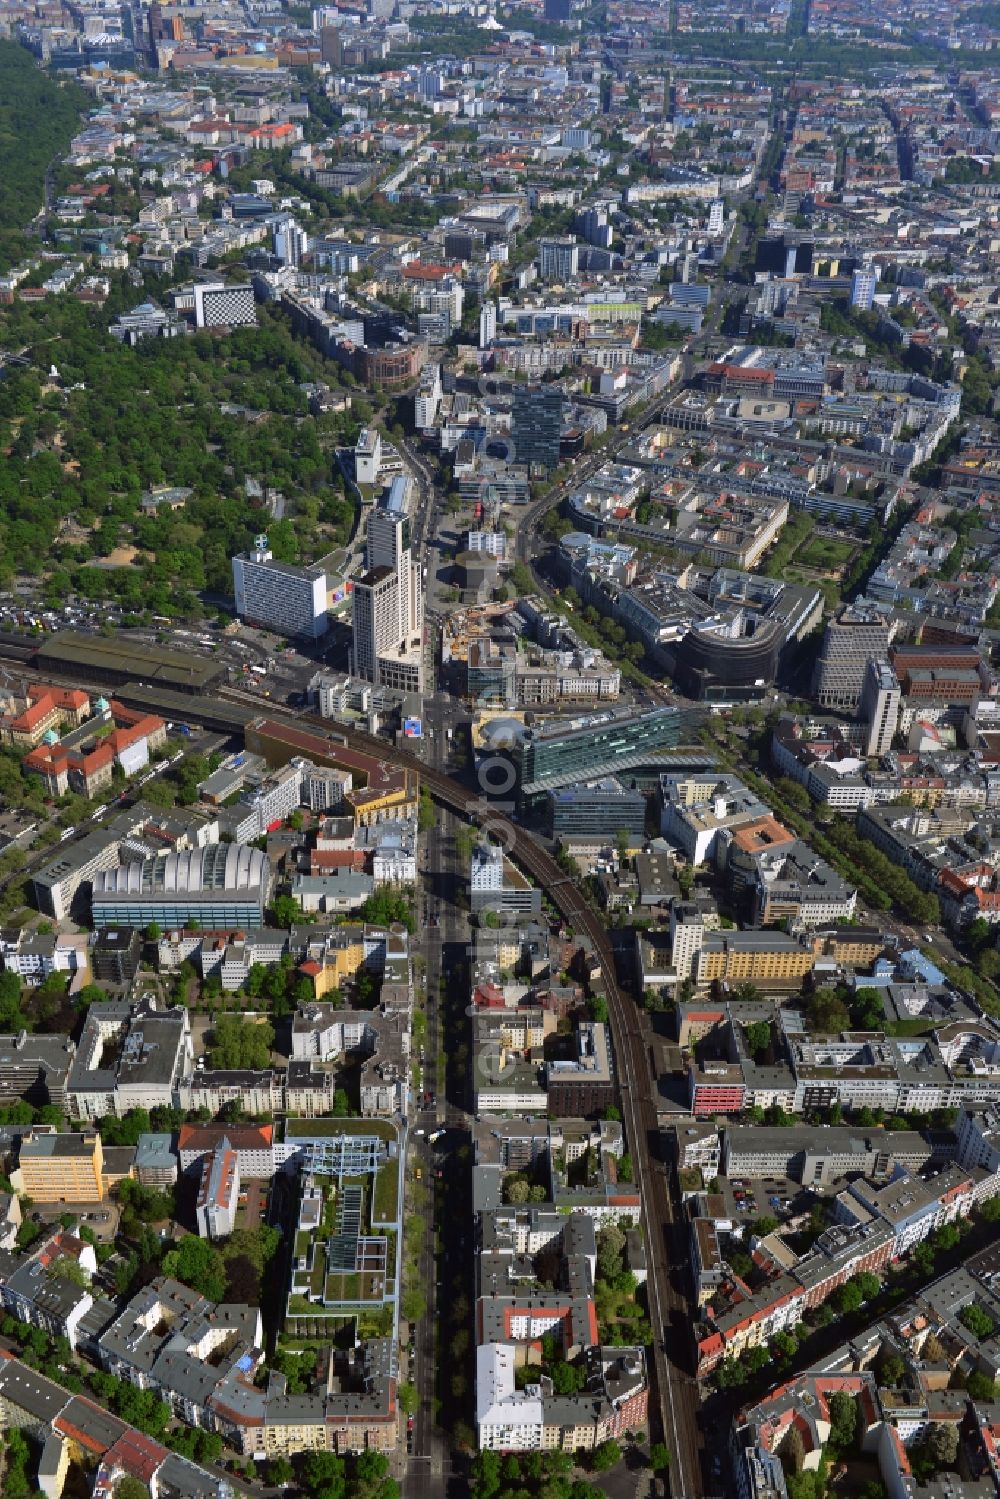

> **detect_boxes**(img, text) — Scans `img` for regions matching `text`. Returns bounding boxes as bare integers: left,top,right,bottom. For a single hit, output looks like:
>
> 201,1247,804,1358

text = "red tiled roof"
178,1123,272,1152
104,1429,168,1482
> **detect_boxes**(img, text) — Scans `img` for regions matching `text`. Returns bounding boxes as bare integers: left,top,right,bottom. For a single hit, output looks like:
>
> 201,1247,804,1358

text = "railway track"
300,719,705,1497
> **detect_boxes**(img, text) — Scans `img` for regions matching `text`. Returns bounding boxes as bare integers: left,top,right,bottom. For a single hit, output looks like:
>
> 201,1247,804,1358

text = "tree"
960,1304,996,1339
300,1450,346,1496
828,1390,858,1452
754,1215,778,1236
161,1235,226,1302
851,986,885,1029
617,1153,633,1183
50,1257,88,1288
99,1108,151,1148
359,887,414,933
118,1178,174,1223
402,1289,426,1323
806,988,850,1034
715,1357,747,1389
503,1175,531,1205
876,1354,906,1387
967,1369,997,1400
854,1272,880,1302
208,1014,274,1070
924,1421,959,1469
115,1480,151,1499
75,982,105,1010
833,1280,864,1315
550,1360,586,1395
351,1449,398,1499
743,1020,771,1058
922,1333,946,1363
934,1223,960,1253
590,1439,622,1472
912,1241,936,1277
786,1474,823,1499
145,921,161,941
0,971,29,1032
595,1223,626,1283
270,894,300,929
397,1382,418,1415
649,1443,671,1472
469,1450,502,1498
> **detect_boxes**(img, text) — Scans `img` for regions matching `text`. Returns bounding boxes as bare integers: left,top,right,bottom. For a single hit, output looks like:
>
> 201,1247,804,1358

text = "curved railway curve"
0,643,704,1494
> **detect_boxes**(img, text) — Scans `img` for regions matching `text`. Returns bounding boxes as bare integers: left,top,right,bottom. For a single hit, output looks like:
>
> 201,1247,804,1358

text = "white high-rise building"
470,840,504,912
355,428,382,485
860,658,900,758
232,540,329,639
670,902,706,984
851,267,878,310
351,477,424,692
273,215,309,267
479,299,497,350
707,199,725,236
414,363,442,429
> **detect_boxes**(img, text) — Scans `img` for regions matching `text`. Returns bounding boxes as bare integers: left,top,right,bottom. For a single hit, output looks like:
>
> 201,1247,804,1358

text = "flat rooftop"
34,633,222,691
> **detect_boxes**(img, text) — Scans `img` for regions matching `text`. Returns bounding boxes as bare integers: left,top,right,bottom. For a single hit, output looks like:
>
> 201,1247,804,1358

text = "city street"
405,799,472,1498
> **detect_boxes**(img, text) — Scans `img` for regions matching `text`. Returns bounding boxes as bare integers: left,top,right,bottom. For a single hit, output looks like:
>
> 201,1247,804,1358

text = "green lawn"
373,1158,400,1223
796,536,856,572
285,1118,399,1142
885,1016,936,1037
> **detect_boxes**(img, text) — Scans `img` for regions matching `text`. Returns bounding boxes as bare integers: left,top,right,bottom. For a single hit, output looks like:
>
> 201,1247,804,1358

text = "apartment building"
661,774,769,866
860,658,901,758
17,1129,105,1204
470,840,542,916
0,1032,76,1111
195,1142,239,1240
546,1023,614,1118
722,1125,936,1185
753,840,858,927
694,931,815,988
178,1124,277,1180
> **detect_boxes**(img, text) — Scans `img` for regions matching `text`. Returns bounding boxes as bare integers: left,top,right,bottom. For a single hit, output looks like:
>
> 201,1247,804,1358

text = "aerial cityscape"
0,2,999,1498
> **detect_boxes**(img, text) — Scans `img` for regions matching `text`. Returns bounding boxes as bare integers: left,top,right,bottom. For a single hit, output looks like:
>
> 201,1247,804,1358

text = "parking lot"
719,1174,803,1224
34,1202,119,1243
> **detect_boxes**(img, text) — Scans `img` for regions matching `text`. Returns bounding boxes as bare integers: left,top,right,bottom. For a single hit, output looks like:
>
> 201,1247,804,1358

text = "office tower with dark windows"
512,385,564,472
